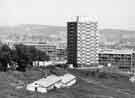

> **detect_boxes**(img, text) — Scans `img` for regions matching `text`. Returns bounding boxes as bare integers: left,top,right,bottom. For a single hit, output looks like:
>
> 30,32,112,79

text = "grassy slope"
0,67,135,98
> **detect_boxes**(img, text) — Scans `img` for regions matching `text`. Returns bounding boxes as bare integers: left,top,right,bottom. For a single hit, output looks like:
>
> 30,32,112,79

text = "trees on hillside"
0,44,50,72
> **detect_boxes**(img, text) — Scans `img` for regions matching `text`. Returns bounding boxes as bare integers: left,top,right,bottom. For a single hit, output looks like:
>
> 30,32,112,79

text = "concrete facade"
67,19,99,67
98,49,135,72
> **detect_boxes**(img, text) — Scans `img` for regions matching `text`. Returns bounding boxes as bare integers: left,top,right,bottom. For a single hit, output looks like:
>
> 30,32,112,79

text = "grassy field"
0,67,134,98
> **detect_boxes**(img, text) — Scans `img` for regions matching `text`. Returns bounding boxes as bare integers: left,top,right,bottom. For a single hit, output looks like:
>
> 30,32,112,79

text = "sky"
0,0,134,30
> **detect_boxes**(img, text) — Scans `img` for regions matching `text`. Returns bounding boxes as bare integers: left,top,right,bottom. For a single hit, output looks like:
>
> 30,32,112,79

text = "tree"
13,44,32,71
35,50,50,61
13,44,50,71
0,44,11,71
0,43,50,72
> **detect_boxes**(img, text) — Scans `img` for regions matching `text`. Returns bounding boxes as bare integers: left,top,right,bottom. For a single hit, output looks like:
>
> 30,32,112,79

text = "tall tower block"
67,17,99,67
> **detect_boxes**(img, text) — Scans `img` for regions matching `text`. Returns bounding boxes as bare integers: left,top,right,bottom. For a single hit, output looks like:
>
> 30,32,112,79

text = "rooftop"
61,74,76,83
33,75,61,87
98,49,134,54
67,16,98,23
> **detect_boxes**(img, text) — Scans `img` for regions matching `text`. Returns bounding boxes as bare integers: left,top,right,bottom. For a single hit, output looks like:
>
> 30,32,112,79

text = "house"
129,76,135,82
26,74,76,93
60,73,76,87
26,75,61,93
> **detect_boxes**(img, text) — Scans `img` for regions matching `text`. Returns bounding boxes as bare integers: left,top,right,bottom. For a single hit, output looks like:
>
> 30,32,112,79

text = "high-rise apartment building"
67,17,99,67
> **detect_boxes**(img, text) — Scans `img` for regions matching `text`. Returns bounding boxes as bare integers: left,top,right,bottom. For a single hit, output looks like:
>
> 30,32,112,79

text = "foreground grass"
0,67,134,98
68,69,135,98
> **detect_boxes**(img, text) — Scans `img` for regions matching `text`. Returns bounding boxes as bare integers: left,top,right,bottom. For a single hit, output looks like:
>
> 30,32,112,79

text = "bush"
97,72,109,79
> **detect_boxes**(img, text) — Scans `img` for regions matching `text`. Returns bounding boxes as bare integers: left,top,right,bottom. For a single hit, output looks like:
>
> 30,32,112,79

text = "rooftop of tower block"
67,16,98,24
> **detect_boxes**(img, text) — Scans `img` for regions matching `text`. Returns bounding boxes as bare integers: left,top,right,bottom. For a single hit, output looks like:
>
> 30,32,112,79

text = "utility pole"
45,66,48,78
45,61,49,78
131,53,132,73
34,83,38,98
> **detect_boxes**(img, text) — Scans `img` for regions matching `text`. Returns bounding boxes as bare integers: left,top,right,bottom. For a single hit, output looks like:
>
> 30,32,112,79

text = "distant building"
56,41,66,49
4,40,57,61
23,42,57,61
4,40,67,61
2,40,16,49
67,17,99,67
56,48,67,61
55,41,67,61
98,49,135,72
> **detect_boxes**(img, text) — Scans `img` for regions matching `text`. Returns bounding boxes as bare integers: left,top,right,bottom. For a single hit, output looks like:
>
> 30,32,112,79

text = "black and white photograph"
0,0,134,98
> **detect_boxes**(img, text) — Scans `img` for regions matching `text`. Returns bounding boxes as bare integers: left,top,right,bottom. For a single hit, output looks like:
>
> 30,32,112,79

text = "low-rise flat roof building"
98,49,135,72
26,75,61,93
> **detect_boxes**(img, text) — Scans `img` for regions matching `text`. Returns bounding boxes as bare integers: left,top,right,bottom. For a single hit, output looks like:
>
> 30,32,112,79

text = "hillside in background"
100,29,135,44
0,24,135,48
0,24,66,43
